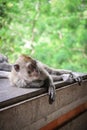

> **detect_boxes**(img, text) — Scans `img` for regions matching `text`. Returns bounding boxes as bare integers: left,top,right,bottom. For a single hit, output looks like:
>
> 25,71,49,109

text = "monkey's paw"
70,73,82,85
48,85,56,104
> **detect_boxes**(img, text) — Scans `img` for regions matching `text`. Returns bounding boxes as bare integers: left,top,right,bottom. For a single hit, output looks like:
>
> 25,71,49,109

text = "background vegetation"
0,0,87,72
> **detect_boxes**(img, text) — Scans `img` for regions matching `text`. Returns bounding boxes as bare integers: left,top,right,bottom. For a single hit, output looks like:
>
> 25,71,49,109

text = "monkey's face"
9,55,40,88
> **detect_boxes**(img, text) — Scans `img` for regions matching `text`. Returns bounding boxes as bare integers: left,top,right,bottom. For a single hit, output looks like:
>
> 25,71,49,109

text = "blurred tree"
0,0,87,72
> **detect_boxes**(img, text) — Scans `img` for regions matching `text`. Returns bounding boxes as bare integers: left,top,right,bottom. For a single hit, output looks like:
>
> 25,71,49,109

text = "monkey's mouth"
16,79,44,88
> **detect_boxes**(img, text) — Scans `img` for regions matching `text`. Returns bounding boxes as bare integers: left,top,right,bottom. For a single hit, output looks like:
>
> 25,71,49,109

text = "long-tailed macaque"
0,54,82,104
9,55,56,104
9,55,82,104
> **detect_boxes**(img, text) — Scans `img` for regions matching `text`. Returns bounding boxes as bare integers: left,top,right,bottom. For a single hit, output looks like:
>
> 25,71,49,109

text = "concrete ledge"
0,74,87,130
0,73,87,109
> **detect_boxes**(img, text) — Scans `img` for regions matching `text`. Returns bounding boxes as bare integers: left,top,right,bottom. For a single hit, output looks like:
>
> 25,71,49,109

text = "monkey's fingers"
49,93,55,104
70,73,82,86
48,86,55,104
74,76,82,86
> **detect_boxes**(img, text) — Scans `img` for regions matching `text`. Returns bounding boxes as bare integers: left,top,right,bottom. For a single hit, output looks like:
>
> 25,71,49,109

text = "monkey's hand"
62,73,82,85
70,73,82,85
48,85,56,104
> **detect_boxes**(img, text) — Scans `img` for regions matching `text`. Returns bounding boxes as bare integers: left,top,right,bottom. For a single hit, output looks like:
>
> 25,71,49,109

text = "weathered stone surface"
0,74,87,130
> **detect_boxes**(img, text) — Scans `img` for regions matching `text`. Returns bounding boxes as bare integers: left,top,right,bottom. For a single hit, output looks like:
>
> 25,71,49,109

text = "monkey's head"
9,55,40,87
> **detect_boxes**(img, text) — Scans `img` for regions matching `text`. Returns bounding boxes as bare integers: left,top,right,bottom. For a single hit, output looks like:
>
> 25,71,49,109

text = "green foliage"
0,0,87,72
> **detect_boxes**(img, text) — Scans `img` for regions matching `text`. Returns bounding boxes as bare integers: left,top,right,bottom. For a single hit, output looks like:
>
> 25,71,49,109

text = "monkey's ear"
14,64,20,72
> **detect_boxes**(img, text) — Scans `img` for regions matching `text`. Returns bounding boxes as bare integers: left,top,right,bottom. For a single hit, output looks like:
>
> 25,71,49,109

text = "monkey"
9,54,82,104
0,54,82,104
9,55,56,104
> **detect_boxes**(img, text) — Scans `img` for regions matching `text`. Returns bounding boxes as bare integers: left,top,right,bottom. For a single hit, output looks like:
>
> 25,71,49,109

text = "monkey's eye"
14,64,20,72
27,64,34,71
28,70,32,74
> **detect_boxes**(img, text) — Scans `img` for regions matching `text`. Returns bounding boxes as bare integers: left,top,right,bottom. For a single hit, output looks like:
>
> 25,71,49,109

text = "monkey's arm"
37,62,56,104
51,75,63,82
38,61,82,85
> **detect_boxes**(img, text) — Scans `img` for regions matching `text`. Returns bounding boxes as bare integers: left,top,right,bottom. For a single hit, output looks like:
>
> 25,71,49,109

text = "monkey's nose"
36,68,40,74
